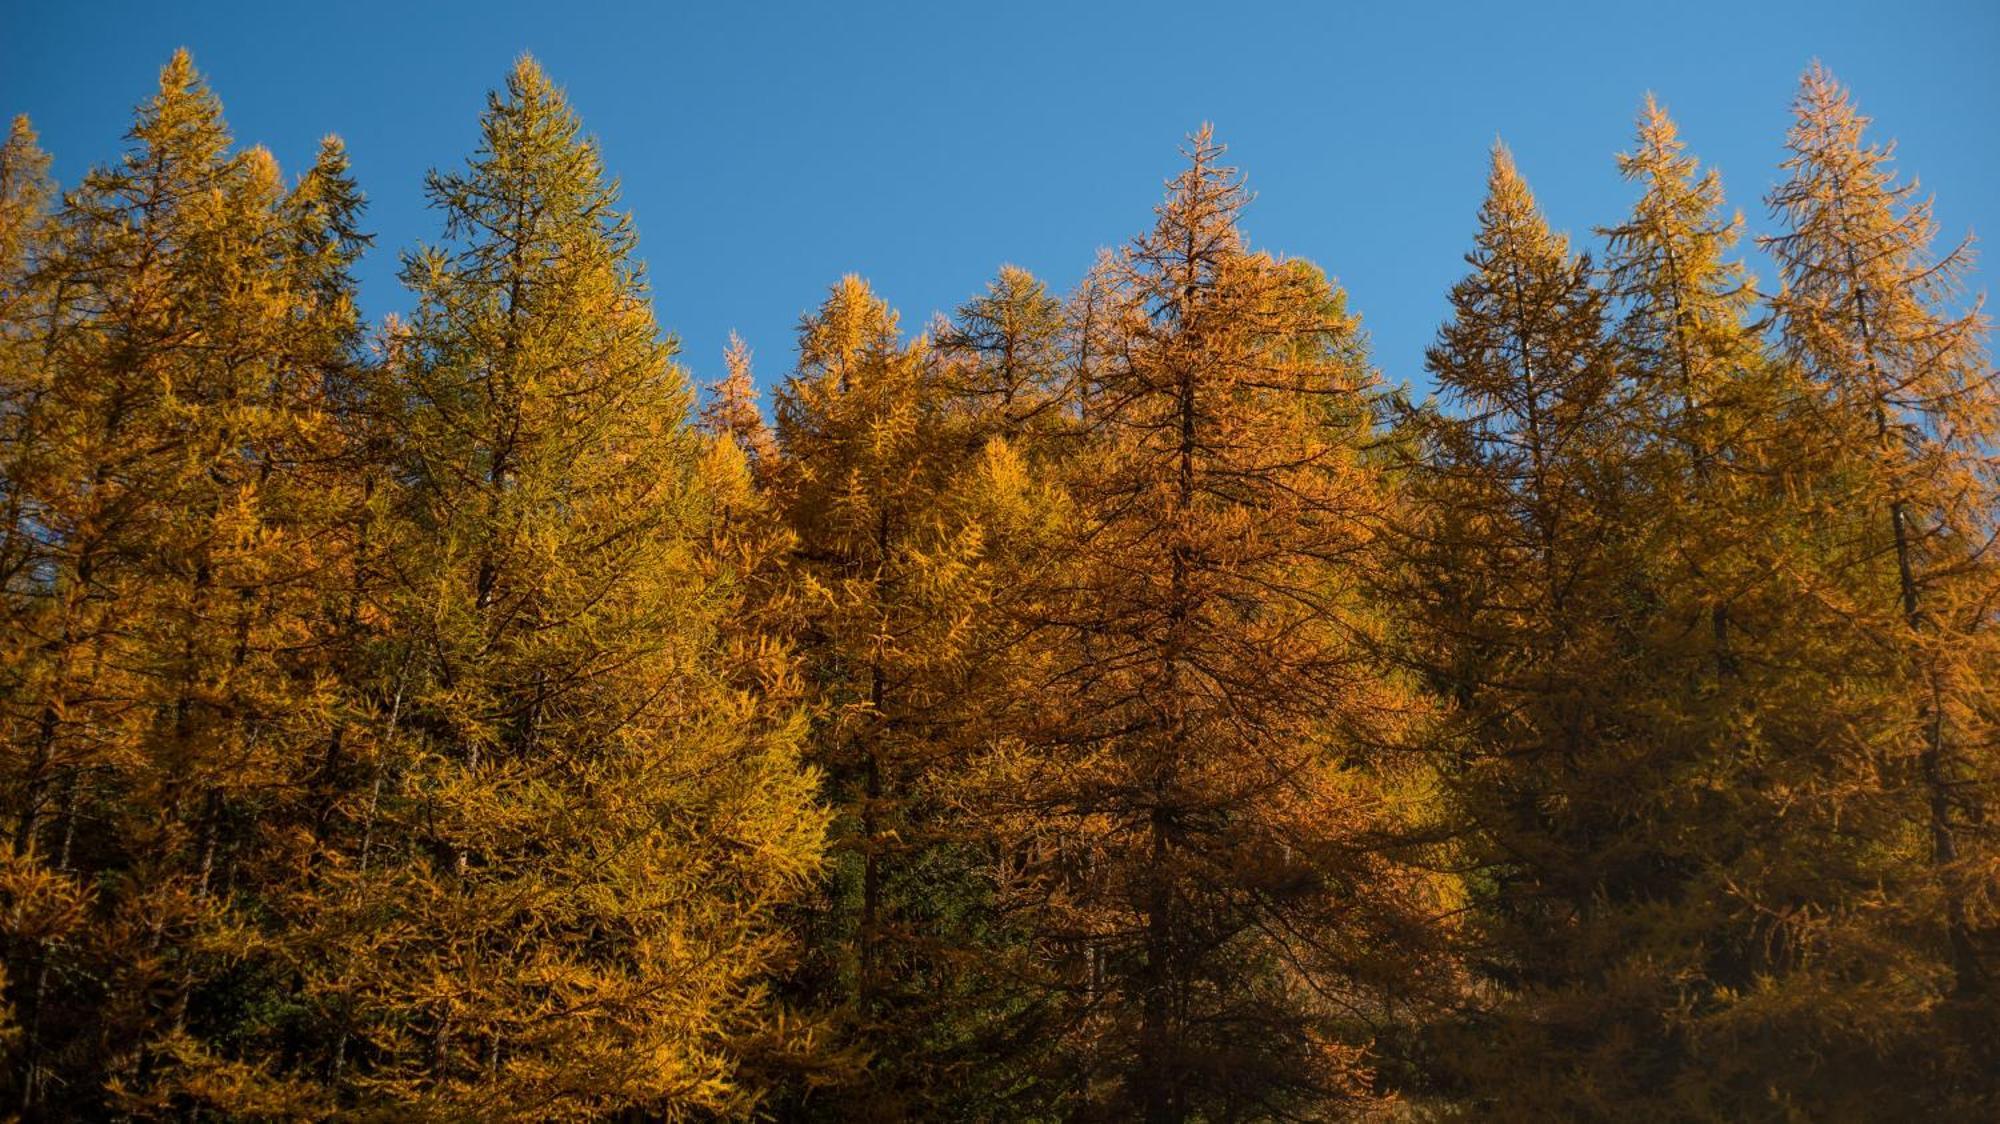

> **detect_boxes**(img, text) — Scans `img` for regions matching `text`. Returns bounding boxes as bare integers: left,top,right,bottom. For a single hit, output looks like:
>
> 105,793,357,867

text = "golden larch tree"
1018,127,1441,1122
292,58,825,1118
1760,62,1998,1107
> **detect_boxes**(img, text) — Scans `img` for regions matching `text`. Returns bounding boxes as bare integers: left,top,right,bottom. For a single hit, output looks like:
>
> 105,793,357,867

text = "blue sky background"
5,1,1996,398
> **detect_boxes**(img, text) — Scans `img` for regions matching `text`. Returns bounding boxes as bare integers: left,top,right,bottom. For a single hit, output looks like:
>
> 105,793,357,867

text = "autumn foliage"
0,53,1993,1121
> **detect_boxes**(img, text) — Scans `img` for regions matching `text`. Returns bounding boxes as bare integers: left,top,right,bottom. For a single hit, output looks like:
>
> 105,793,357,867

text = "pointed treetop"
1175,122,1229,184
724,329,754,382
951,265,1060,348
1776,62,1906,189
701,331,779,466
295,134,370,240
499,52,576,130
296,133,365,217
1631,93,1683,164
160,46,199,94
510,51,551,93
1761,58,1988,451
310,133,352,172
1148,122,1249,256
1472,141,1571,270
149,47,219,122
3,114,36,148
1601,93,1760,431
413,53,647,311
1484,140,1529,206
493,53,581,139
1613,95,1732,227
1483,140,1534,214
501,53,577,134
1604,94,1746,285
455,53,607,213
0,114,51,277
123,48,229,173
1115,124,1254,324
991,263,1045,303
0,114,50,212
1795,60,1868,135
798,274,899,387
707,332,760,424
1427,137,1607,419
241,143,281,189
1763,61,1948,271
287,134,372,304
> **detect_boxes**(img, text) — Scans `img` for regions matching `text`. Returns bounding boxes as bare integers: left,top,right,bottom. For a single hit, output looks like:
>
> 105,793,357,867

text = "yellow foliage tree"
290,58,825,1118
1006,127,1442,1121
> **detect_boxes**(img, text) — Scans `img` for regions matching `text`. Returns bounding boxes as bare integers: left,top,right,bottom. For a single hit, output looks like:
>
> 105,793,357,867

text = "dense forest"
0,51,1993,1121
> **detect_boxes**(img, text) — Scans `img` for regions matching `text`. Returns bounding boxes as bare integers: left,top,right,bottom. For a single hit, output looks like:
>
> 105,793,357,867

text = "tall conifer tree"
0,53,380,1114
0,114,52,633
1759,64,1998,1108
1013,127,1439,1121
1400,145,1642,1118
936,265,1070,446
292,58,824,1117
772,275,1050,1115
703,332,780,474
0,110,56,1089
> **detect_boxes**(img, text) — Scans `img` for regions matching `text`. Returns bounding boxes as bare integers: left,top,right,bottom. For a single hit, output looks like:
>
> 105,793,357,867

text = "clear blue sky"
5,1,1996,396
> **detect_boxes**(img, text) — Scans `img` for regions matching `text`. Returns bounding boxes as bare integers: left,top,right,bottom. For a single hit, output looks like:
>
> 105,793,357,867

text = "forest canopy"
0,52,1993,1121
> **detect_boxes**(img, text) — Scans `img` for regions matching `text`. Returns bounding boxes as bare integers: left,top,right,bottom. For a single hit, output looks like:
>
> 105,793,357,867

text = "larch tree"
1399,143,1646,1118
0,52,377,1115
1590,96,1806,1114
189,132,392,1116
1601,94,1779,672
703,331,780,476
771,275,1054,1117
1759,62,1998,1109
935,264,1071,447
696,332,807,720
933,264,1090,1115
291,57,824,1118
0,62,255,1108
0,114,52,638
0,111,55,1086
1016,127,1442,1122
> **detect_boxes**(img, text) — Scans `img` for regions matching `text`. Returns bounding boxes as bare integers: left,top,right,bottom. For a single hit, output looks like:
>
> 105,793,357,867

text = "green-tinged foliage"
1403,92,1997,1122
769,275,1063,1118
936,264,1071,445
1396,144,1645,1119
